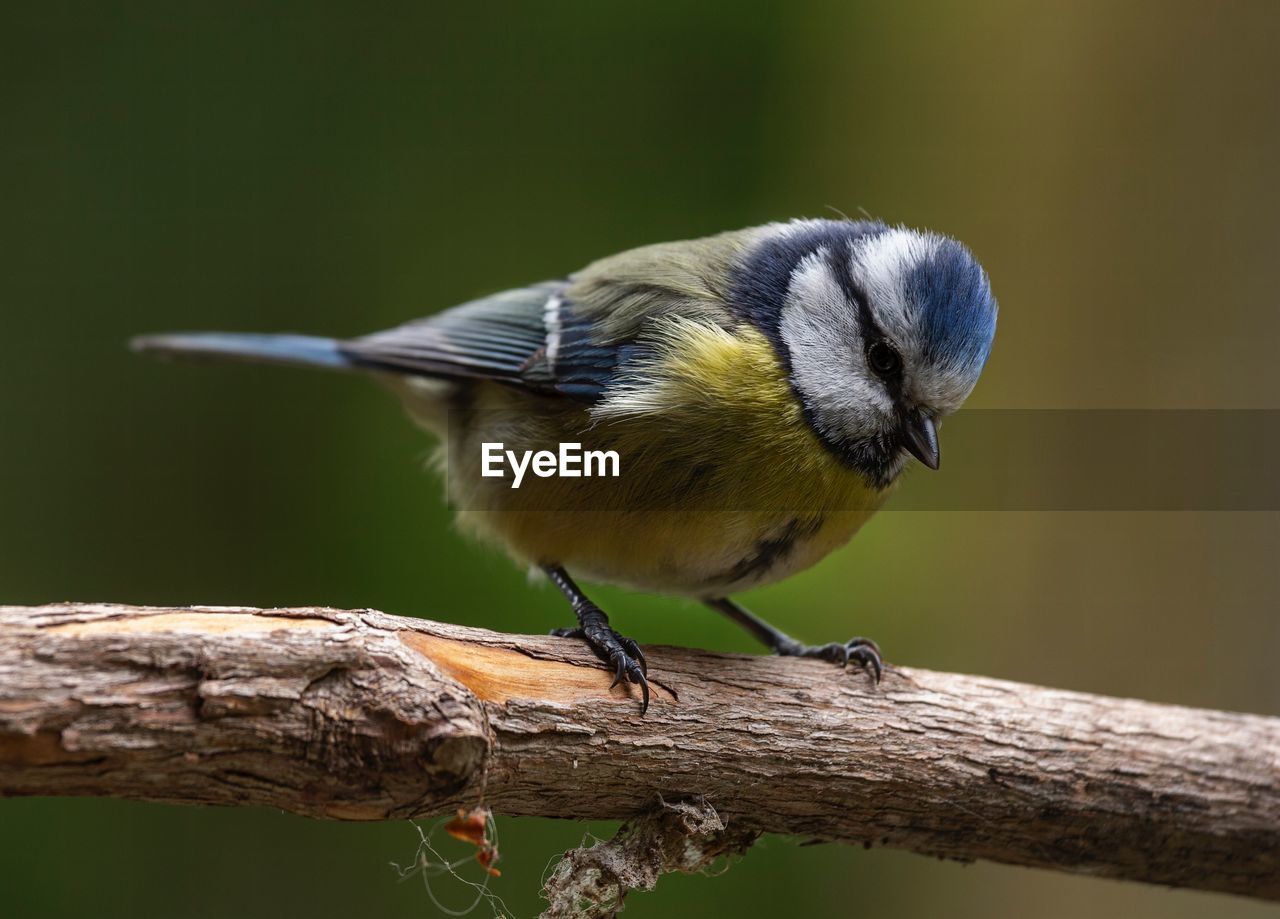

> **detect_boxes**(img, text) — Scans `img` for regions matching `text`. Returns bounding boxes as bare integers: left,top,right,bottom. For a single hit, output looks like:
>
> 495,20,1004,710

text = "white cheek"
779,255,892,437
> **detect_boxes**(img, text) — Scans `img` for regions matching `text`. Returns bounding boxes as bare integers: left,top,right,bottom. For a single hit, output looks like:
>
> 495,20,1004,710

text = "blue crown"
910,238,997,378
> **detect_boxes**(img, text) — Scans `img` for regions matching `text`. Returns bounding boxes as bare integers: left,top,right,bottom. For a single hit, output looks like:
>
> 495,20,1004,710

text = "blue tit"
134,218,998,712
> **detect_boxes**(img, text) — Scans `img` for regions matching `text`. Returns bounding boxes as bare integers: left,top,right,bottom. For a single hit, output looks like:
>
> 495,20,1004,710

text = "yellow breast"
439,321,891,596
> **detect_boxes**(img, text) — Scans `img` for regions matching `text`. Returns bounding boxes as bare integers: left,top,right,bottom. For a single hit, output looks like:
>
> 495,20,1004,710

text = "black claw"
850,636,882,658
621,637,648,676
704,597,880,688
845,637,883,683
543,566,650,713
848,644,883,683
552,613,650,713
774,636,884,685
636,670,650,713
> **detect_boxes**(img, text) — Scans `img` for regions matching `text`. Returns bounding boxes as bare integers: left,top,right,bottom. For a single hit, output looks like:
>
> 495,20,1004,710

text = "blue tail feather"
131,333,352,371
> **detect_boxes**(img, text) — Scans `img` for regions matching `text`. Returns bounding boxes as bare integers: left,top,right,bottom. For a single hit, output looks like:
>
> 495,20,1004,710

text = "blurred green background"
3,1,1278,916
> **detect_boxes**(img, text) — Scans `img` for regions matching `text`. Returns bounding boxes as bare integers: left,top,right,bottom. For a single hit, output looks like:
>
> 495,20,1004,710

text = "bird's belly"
434,378,891,596
573,509,877,595
456,505,882,597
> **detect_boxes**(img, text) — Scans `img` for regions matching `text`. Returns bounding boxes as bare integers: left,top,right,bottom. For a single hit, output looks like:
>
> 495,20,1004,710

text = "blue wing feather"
136,282,645,404
131,333,351,370
341,283,559,386
339,282,636,402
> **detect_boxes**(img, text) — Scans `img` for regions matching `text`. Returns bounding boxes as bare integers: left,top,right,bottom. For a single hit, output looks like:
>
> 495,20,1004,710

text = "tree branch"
1,603,1276,902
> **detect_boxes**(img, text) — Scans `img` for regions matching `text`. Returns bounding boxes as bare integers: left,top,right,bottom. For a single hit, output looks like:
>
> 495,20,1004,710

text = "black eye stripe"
827,245,908,400
823,244,888,347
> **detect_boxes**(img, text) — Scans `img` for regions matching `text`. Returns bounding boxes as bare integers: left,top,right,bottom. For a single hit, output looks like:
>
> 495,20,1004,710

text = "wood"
1,602,1276,901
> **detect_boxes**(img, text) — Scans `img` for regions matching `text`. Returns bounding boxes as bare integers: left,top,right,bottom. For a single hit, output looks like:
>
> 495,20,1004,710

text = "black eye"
866,340,902,377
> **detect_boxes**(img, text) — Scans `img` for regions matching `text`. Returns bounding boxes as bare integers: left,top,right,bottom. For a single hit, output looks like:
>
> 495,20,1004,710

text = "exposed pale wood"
1,602,1276,900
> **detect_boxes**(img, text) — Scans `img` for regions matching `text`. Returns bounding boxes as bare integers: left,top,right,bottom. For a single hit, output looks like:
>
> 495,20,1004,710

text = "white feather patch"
543,293,563,371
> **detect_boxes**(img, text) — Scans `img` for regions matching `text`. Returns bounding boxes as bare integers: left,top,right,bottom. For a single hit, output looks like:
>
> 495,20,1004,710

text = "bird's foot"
773,636,882,683
551,609,650,713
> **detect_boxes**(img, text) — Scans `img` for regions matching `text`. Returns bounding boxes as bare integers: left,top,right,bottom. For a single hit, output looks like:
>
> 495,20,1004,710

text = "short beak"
902,412,940,470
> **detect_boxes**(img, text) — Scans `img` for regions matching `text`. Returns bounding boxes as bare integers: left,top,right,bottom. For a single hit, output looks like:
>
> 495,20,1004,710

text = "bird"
133,218,998,713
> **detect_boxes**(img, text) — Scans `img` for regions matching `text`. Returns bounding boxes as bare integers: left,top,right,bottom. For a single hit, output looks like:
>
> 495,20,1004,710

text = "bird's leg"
704,597,882,683
543,564,650,712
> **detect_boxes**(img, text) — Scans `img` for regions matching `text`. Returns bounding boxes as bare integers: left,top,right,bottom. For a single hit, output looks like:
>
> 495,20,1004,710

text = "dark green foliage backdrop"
2,2,1277,916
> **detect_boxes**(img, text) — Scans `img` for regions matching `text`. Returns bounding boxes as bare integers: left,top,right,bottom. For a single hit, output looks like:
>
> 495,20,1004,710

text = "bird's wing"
341,229,755,402
340,282,564,392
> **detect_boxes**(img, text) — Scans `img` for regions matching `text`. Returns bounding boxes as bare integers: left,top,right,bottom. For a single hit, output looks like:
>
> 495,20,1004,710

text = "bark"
0,603,1276,902
542,798,759,918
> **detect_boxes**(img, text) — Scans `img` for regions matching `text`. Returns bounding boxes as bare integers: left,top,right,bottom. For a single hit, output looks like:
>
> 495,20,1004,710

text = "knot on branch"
542,798,760,918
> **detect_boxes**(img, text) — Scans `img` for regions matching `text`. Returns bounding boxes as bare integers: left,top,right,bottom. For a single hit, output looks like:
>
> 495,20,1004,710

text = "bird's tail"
130,332,353,371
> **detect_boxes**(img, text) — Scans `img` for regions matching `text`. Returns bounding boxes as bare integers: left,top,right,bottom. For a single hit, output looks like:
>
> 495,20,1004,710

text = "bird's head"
734,219,998,487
